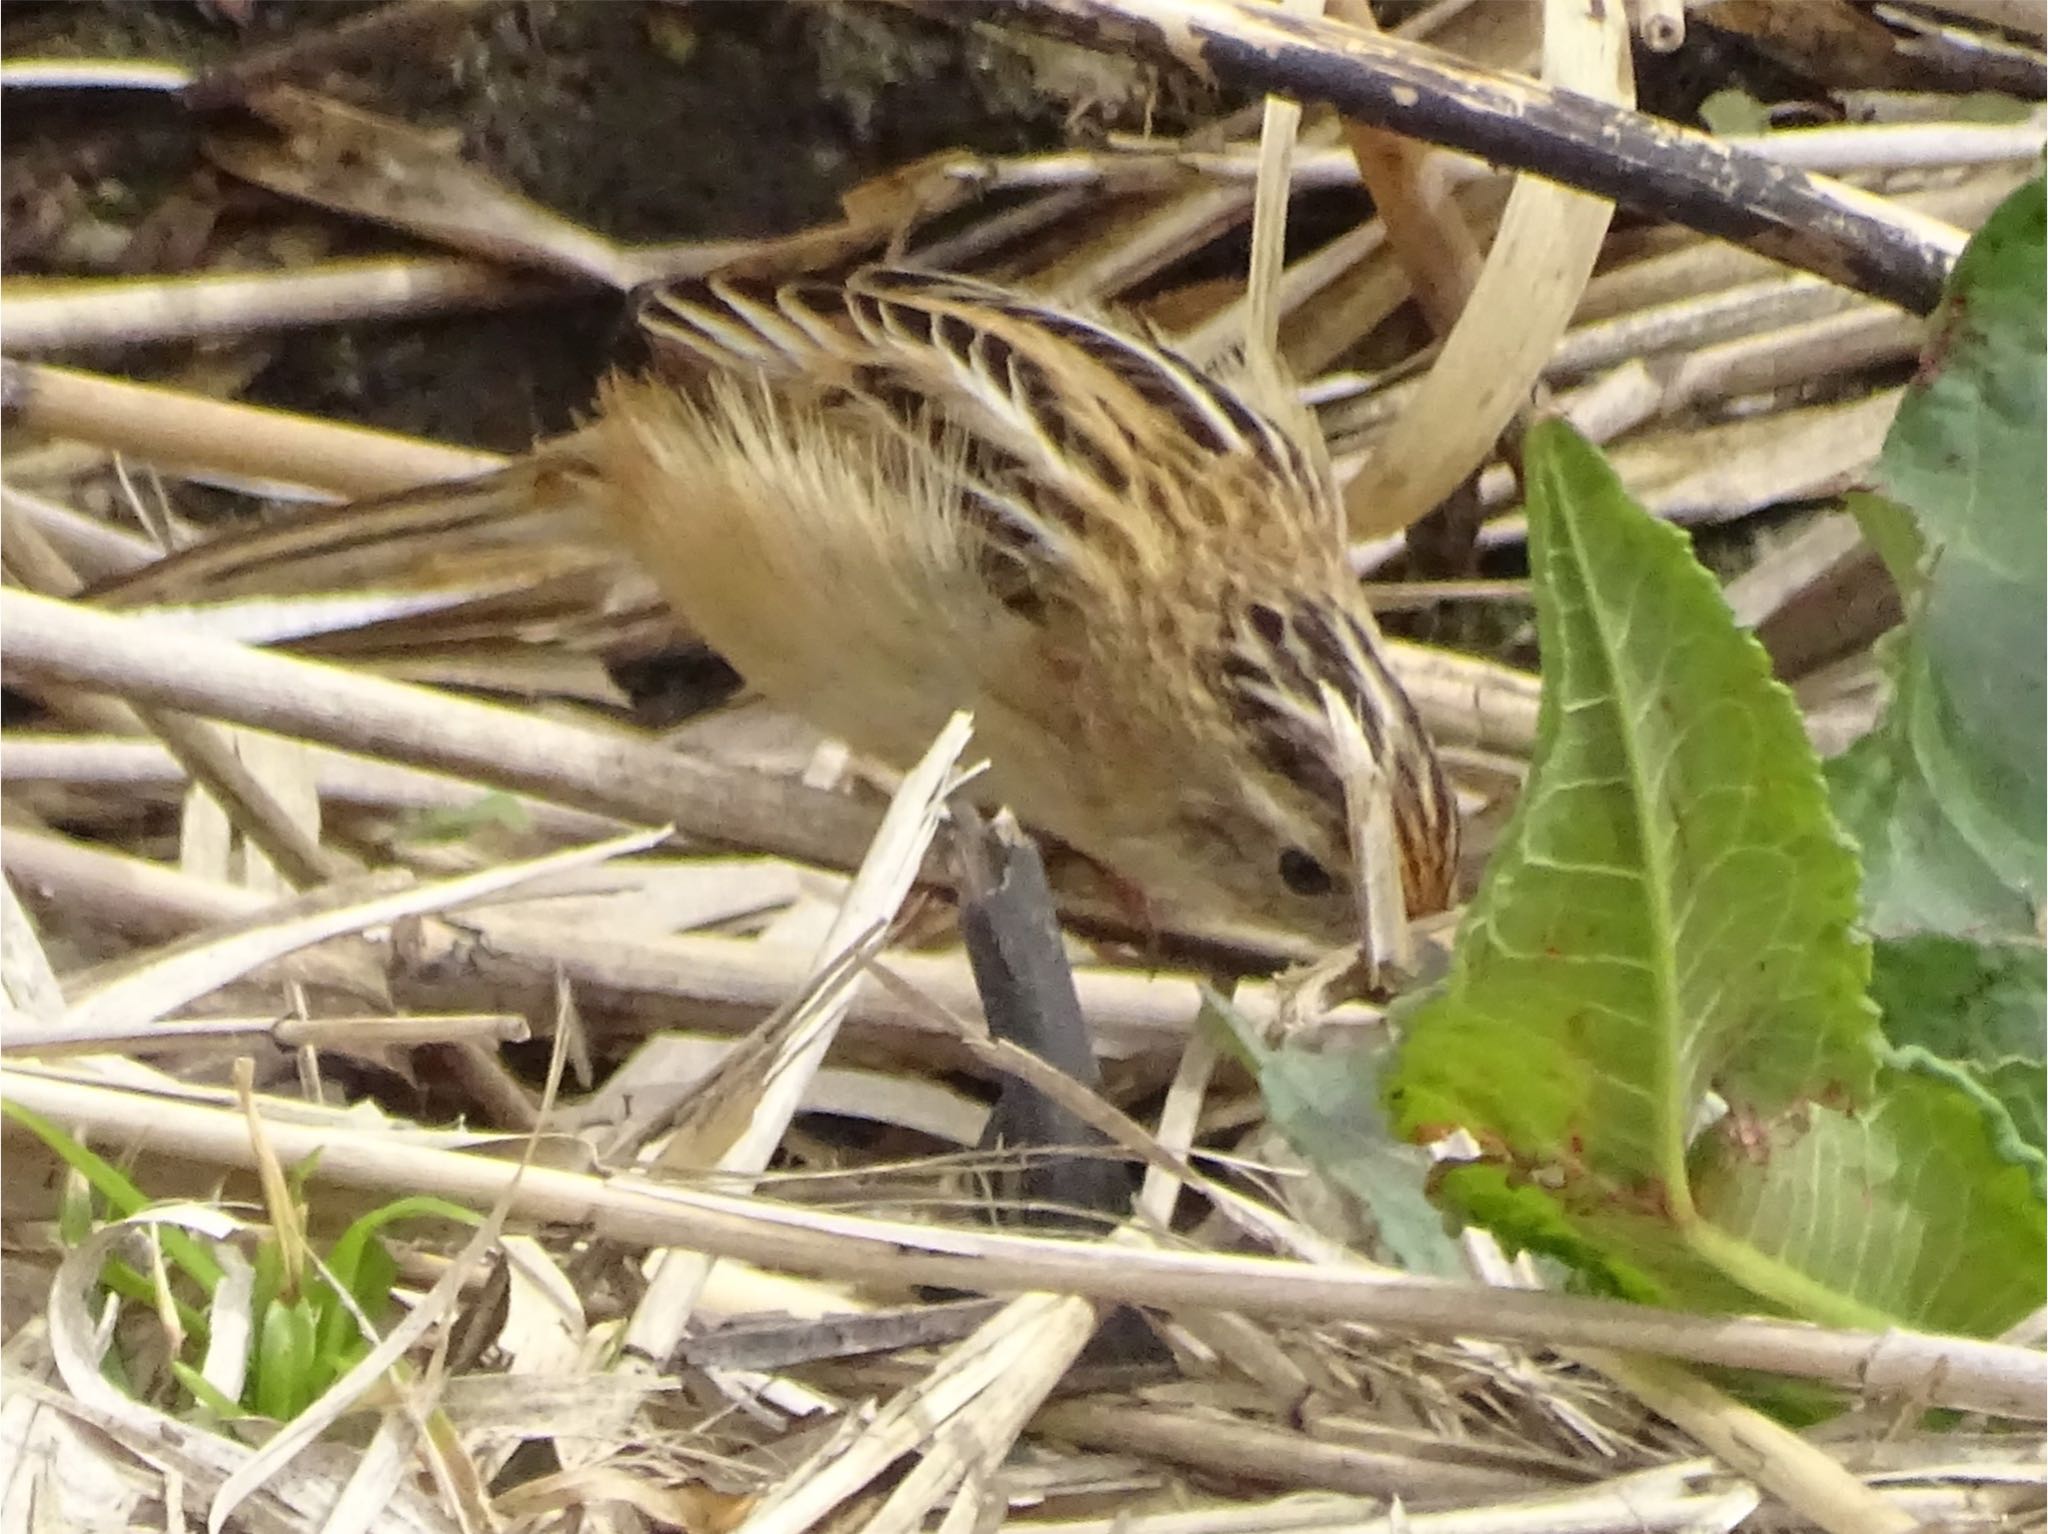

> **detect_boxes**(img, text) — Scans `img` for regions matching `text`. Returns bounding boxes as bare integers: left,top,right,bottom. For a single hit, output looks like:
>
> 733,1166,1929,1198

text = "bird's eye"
1277,847,1335,897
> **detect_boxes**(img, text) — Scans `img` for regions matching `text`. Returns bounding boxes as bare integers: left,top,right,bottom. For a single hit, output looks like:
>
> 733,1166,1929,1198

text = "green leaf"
1387,423,2044,1335
1,1101,223,1292
1828,649,2034,938
1699,88,1772,136
1871,934,2045,1065
311,1196,473,1370
1983,1057,2048,1165
1691,1062,2046,1334
170,1359,244,1420
256,1298,319,1420
1870,932,2046,1179
1832,178,2046,937
1840,492,1924,603
1393,421,1916,1325
1214,990,1465,1278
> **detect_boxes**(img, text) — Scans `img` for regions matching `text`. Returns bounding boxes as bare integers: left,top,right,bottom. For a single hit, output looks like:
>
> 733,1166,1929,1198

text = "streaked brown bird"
99,267,1461,937
599,267,1457,936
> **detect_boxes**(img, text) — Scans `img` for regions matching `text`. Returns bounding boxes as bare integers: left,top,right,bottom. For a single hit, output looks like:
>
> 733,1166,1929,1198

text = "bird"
592,266,1458,938
88,265,1460,939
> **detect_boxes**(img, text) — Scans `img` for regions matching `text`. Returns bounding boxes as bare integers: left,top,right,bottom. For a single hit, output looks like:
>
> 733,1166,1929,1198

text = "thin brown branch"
972,0,1962,311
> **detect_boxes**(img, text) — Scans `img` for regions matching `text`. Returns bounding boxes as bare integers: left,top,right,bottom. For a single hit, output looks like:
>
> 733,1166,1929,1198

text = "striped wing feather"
634,269,1340,606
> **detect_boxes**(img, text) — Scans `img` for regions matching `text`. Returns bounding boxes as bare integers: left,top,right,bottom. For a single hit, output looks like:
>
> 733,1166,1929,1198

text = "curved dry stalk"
1578,1350,1918,1534
1339,0,1630,537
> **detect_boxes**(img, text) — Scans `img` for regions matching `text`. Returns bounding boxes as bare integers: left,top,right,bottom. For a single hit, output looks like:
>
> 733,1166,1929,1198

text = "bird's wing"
634,267,1338,609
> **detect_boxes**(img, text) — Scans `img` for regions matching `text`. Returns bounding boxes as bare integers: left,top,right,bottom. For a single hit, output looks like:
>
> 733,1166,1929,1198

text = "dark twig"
677,1298,1005,1371
969,0,1960,312
953,806,1133,1225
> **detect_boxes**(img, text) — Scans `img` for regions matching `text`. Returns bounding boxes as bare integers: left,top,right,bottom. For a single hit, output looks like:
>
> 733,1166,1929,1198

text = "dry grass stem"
8,1067,2041,1421
1572,1350,1918,1534
0,258,561,351
1,877,67,1021
620,715,975,1367
4,733,627,839
3,1010,528,1061
1030,1397,1549,1502
408,909,1389,1061
1,483,157,582
1722,113,2045,170
1,589,888,872
4,360,505,499
203,85,643,289
56,827,663,1041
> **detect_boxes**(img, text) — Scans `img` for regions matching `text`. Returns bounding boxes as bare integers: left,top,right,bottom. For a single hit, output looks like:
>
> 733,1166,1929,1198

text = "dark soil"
2,1,1147,446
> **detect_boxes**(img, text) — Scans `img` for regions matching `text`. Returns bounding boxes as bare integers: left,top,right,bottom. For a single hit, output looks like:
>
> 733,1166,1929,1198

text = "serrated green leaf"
1833,177,2046,937
1888,1044,2045,1201
1868,932,2047,1181
1390,421,1889,1323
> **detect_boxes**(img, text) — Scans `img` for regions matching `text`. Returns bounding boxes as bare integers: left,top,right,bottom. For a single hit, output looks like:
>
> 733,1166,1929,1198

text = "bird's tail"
79,433,678,677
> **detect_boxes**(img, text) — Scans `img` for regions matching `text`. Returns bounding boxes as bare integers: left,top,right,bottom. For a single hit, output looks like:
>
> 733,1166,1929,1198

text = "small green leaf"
1840,492,1924,603
256,1298,318,1420
1203,989,1466,1275
1832,178,2046,937
1699,88,1772,136
310,1195,472,1369
170,1359,244,1420
2,1101,223,1291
